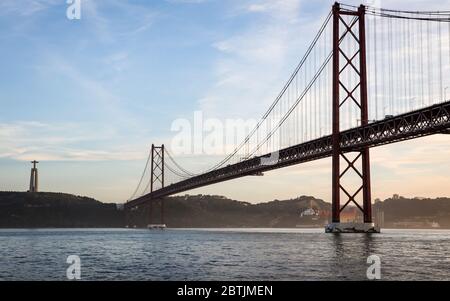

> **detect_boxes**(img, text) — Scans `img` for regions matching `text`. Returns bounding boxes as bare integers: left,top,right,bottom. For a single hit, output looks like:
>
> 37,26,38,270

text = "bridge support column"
329,3,378,233
331,2,341,224
148,144,166,229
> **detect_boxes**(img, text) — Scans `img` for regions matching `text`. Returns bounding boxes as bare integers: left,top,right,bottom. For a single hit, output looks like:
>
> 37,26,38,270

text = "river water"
0,228,448,281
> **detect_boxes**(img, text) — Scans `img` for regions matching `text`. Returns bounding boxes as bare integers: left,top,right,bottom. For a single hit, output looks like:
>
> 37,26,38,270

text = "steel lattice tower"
331,3,372,224
149,144,165,225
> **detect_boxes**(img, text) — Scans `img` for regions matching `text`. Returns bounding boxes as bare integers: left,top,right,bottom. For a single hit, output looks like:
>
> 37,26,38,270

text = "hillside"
1,192,450,228
160,195,330,228
0,192,122,228
374,196,450,228
0,192,330,228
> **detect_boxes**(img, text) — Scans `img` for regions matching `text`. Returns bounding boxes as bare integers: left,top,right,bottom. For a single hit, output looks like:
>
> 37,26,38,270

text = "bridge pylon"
148,144,165,228
328,3,378,233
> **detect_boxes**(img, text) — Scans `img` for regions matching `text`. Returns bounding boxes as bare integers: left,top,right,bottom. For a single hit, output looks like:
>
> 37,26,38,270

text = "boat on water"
147,224,167,230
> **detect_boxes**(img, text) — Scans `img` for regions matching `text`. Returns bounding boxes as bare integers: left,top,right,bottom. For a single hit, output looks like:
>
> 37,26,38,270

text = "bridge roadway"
125,100,450,209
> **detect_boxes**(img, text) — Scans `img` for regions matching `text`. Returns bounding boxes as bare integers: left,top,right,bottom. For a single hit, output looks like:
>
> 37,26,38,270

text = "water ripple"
0,228,449,280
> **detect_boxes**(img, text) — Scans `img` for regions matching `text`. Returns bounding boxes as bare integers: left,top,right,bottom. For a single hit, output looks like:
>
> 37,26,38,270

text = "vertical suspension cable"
402,18,407,112
389,17,394,114
386,17,391,114
392,19,403,113
402,20,411,112
367,14,372,121
408,18,413,110
438,19,443,101
448,21,450,101
318,39,322,137
329,21,332,132
314,46,317,139
398,17,403,113
309,55,312,140
373,15,379,120
316,43,319,137
302,65,308,141
347,21,352,128
427,21,432,105
448,20,450,101
295,68,298,143
420,20,425,106
381,16,386,117
392,20,404,112
414,18,419,109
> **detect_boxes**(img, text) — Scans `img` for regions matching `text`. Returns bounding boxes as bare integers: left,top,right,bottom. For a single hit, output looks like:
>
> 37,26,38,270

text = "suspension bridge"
124,3,450,232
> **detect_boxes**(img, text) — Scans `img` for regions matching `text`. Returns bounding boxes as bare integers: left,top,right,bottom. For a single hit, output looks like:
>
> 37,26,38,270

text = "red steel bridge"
124,3,450,229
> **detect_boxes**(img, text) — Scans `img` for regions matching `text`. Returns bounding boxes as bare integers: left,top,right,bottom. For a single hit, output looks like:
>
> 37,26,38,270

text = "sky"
0,0,449,204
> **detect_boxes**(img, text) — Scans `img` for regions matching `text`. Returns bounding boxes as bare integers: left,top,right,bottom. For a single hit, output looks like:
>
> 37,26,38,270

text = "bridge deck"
125,100,450,209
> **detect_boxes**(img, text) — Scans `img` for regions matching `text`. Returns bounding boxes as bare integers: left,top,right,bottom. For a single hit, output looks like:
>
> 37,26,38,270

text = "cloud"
370,135,450,175
100,51,130,73
39,50,143,130
81,0,112,42
0,121,149,162
165,0,208,4
243,0,302,21
197,0,325,119
0,0,60,17
0,1,163,164
247,4,268,12
82,0,160,42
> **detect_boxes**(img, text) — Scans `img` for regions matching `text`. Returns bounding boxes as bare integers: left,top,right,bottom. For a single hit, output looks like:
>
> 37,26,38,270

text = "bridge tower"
149,144,165,226
329,3,377,232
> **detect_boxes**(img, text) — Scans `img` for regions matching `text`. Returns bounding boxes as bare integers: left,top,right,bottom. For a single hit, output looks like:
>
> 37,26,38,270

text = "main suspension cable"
127,149,151,201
